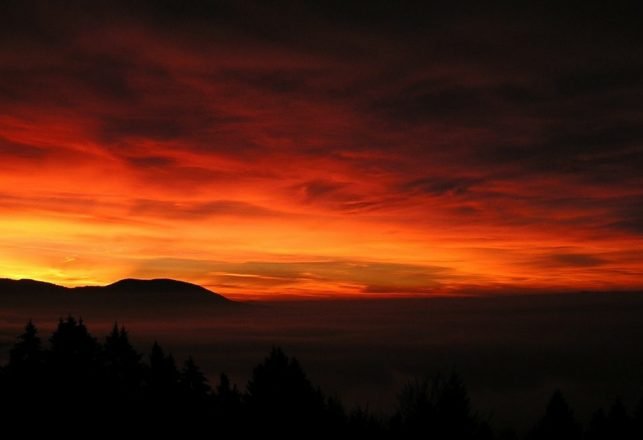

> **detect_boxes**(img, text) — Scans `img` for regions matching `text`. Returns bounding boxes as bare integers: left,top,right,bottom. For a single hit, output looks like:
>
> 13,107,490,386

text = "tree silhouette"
104,324,141,371
147,341,180,407
587,408,609,440
606,399,632,439
347,406,385,437
217,372,240,404
245,347,326,434
46,316,103,426
181,356,211,402
8,320,42,370
49,316,99,367
102,323,144,413
324,395,349,435
213,373,243,433
634,397,643,439
432,373,478,438
3,320,45,423
528,390,581,440
3,317,641,438
393,377,433,435
588,399,639,440
393,373,491,439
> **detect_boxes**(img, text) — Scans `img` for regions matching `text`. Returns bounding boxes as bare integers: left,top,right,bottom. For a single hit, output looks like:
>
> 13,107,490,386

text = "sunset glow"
1,3,642,299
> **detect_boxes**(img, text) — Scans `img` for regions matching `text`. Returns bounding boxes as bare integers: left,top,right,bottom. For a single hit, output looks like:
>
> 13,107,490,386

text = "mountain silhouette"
77,278,230,303
0,278,233,316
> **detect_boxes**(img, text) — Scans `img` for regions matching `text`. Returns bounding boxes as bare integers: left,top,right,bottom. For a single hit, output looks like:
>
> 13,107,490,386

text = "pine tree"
181,356,210,401
104,323,143,393
528,390,582,440
49,316,99,365
148,342,180,396
246,347,325,434
8,320,42,370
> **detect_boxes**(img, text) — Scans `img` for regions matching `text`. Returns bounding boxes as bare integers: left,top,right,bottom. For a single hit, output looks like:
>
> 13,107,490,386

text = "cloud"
297,179,347,202
0,1,642,295
101,116,190,142
0,137,48,159
130,258,452,297
403,176,482,197
129,199,282,220
609,202,643,234
373,83,493,127
528,253,607,269
124,155,178,168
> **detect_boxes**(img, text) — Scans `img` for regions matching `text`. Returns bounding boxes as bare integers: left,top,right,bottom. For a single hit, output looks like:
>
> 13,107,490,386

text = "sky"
0,1,642,299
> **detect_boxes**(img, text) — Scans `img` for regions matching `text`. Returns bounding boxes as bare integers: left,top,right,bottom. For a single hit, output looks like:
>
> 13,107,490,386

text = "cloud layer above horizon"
1,1,642,298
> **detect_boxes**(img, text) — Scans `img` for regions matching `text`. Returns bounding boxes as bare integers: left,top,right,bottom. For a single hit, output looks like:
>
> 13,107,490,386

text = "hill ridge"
0,277,233,310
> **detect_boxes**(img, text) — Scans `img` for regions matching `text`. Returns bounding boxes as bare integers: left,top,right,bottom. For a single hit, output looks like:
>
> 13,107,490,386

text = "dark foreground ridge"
2,318,643,438
0,277,233,314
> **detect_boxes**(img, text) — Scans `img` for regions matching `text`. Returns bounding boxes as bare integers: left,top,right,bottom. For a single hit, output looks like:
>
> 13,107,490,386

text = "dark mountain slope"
0,278,233,316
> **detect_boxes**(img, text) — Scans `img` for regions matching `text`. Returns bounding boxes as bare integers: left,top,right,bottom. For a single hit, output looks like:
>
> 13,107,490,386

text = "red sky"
1,2,642,299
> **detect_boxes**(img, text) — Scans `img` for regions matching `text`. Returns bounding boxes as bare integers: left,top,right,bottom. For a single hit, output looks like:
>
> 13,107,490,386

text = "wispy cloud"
0,2,641,296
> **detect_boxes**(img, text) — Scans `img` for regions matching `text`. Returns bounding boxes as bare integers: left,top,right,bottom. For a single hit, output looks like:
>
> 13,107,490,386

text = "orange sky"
1,3,642,299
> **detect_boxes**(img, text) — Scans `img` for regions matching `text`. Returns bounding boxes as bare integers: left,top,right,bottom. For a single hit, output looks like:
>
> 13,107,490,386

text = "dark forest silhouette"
1,319,643,438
